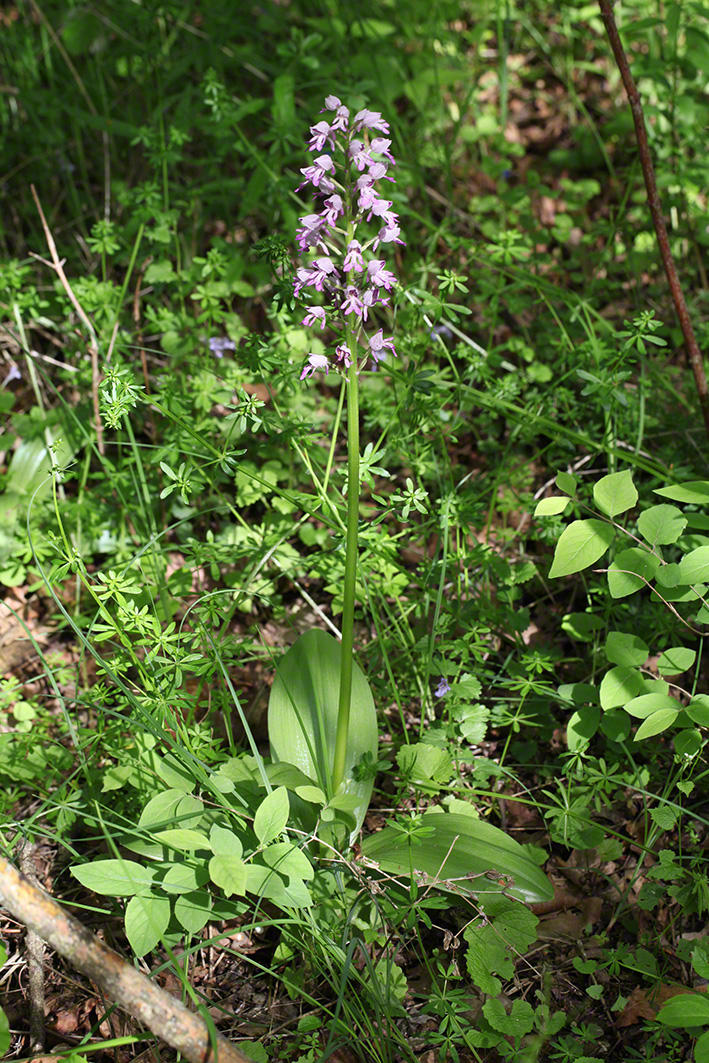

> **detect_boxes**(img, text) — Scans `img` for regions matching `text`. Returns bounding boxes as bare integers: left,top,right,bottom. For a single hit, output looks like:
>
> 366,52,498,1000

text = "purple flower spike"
301,353,330,380
294,97,402,379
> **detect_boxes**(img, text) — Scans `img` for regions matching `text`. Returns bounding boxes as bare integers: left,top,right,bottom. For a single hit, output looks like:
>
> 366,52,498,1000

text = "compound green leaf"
549,520,615,578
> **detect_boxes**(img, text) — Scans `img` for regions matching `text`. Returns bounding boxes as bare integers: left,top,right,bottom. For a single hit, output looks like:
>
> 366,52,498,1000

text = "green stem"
331,358,360,795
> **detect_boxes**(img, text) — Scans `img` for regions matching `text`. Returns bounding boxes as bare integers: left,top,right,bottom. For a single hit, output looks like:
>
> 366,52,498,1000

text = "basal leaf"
361,812,552,903
548,520,615,578
268,629,377,839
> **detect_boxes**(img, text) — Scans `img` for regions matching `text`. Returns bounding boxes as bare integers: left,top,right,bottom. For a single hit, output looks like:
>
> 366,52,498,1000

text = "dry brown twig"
598,0,709,443
29,184,105,455
0,854,255,1063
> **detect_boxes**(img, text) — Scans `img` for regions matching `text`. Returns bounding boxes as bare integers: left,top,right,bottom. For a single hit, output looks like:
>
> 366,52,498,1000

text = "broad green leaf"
599,667,645,710
567,707,600,751
679,546,709,584
674,729,702,757
261,842,314,880
687,694,709,727
71,859,155,897
624,693,680,718
174,890,212,935
637,505,686,546
209,825,244,858
162,864,209,895
557,683,598,705
534,496,570,516
549,520,615,578
295,785,327,805
657,647,696,676
0,1004,8,1056
208,854,247,897
561,613,604,641
151,829,210,851
124,892,170,957
267,762,316,789
555,471,577,495
654,481,709,504
155,753,196,793
600,709,632,742
605,632,649,667
657,991,709,1026
138,790,184,829
268,629,377,839
361,812,552,903
593,470,637,517
483,997,535,1037
634,710,679,741
608,547,660,598
253,786,289,846
655,563,682,588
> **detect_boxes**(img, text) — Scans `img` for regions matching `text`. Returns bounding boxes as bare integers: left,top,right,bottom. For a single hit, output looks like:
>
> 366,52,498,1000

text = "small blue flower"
208,337,236,357
434,677,451,698
2,364,21,387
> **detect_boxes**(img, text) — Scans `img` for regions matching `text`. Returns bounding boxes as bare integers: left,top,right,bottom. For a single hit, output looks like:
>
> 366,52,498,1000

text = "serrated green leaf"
534,496,571,516
593,470,637,517
637,505,687,546
125,892,170,957
71,859,156,897
605,632,649,667
361,812,552,903
253,786,289,846
549,520,615,578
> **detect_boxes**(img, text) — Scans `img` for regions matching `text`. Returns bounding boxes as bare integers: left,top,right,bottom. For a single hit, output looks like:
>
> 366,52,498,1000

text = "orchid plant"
266,98,552,904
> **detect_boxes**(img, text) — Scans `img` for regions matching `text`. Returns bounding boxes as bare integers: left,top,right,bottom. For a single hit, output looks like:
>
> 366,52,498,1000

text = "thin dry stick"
30,184,105,454
0,855,254,1063
17,845,45,1054
598,0,709,443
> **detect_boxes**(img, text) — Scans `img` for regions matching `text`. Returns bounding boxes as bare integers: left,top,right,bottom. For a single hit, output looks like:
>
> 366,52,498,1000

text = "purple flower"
367,198,393,223
343,240,364,273
209,336,237,357
298,154,335,191
322,193,344,225
323,96,350,132
357,181,379,211
367,161,393,183
361,288,388,320
373,221,405,250
336,343,352,368
2,364,21,386
367,260,397,291
300,353,330,380
302,306,327,329
368,328,396,363
370,138,396,165
309,121,336,152
434,678,451,698
341,285,364,317
349,140,372,172
296,213,331,252
352,108,390,134
294,257,339,296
